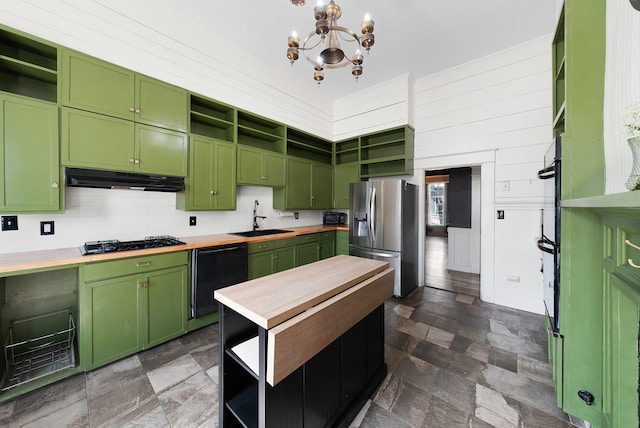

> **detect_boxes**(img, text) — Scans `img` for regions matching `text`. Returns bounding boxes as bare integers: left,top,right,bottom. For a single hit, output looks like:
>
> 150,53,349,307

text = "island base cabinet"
219,305,387,428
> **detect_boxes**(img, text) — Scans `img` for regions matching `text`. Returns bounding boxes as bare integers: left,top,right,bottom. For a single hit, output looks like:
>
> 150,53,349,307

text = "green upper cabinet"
0,27,59,103
273,127,333,210
0,94,60,212
237,145,285,187
61,108,187,176
273,157,333,210
333,137,360,209
360,126,414,179
333,163,359,209
62,50,187,132
177,135,236,211
236,111,285,187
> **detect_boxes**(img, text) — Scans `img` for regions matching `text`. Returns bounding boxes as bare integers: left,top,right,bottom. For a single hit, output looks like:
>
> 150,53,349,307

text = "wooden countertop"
214,255,388,329
0,224,349,276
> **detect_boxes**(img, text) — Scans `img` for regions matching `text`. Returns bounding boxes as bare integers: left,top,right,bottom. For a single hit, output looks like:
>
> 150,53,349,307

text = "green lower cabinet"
602,273,640,428
0,94,61,212
333,163,359,209
177,135,236,211
318,232,336,260
248,239,296,279
296,234,320,266
80,252,188,370
336,230,349,255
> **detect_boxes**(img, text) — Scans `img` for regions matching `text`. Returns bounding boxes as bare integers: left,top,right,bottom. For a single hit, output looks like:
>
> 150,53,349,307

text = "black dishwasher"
191,242,248,318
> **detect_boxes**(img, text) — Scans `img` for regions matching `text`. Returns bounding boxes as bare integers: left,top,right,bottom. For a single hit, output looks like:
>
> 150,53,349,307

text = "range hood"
65,168,184,192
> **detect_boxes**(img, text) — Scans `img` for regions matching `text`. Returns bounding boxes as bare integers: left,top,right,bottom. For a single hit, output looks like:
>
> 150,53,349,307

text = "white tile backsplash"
0,186,324,254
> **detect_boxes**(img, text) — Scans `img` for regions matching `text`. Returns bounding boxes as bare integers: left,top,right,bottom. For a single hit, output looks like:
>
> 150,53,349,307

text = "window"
428,182,446,226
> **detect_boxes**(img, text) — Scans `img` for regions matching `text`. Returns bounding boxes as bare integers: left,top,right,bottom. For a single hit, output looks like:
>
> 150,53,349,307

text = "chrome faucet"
253,200,266,231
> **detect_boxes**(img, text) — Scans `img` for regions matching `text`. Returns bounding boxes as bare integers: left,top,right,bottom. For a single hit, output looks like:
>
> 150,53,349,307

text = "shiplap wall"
412,36,553,313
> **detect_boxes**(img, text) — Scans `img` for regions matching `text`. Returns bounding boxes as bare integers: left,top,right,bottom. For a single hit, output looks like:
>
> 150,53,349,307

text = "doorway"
424,167,481,298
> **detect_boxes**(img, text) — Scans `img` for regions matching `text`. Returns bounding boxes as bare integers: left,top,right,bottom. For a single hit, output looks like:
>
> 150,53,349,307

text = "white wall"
412,36,553,314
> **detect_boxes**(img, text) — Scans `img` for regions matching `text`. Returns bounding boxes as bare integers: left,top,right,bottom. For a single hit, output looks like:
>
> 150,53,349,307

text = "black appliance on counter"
537,136,561,333
323,211,346,225
191,243,248,318
80,235,185,255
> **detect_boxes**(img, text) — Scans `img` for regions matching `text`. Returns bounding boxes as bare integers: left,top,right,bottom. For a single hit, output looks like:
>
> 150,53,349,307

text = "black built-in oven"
537,136,561,333
191,242,248,318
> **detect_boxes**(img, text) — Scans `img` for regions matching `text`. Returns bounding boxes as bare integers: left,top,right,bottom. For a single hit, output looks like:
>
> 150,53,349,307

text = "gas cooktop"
80,235,186,255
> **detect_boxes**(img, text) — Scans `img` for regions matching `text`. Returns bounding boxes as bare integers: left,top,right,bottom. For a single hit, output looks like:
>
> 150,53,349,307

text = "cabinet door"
186,135,216,210
602,273,640,428
312,163,333,209
83,275,142,369
135,124,187,177
136,75,187,132
341,318,367,407
62,107,134,171
62,50,135,120
274,246,296,273
0,95,60,212
237,146,264,185
145,266,188,348
212,141,237,210
318,238,335,260
249,251,274,280
286,157,312,209
264,152,285,187
336,230,349,255
334,163,359,209
296,241,319,267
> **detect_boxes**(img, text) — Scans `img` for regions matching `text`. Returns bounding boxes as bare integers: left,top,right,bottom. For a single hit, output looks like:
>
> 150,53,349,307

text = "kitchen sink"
230,229,293,237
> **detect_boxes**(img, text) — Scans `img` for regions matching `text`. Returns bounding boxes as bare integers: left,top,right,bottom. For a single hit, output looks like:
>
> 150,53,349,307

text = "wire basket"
2,309,76,391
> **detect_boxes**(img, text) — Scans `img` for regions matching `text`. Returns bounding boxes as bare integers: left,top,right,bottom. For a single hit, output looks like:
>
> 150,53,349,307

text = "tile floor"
0,286,575,428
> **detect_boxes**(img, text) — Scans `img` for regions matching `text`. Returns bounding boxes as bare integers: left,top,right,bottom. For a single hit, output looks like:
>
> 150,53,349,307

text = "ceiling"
157,0,558,100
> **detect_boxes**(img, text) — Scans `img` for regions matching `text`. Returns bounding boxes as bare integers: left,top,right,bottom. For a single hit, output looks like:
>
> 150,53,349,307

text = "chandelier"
286,0,375,84
290,0,305,5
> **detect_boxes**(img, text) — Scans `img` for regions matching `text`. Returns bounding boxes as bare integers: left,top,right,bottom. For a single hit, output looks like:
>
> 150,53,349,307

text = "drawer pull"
136,261,152,267
624,239,640,268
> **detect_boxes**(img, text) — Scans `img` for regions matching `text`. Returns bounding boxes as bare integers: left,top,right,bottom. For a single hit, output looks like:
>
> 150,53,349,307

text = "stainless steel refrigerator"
349,179,418,297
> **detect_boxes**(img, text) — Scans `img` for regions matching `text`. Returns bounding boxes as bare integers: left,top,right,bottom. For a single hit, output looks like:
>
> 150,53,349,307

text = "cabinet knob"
261,176,267,180
129,107,135,112
138,281,149,288
129,158,135,163
51,182,59,189
134,159,140,164
211,191,218,196
135,108,141,114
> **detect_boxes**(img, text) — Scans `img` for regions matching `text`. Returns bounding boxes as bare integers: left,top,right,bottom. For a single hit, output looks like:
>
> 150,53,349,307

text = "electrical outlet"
40,221,55,235
189,216,197,226
1,215,18,231
497,210,505,220
294,212,299,219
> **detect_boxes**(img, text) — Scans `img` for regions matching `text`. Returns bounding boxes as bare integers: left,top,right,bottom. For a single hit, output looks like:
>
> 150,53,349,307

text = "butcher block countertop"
0,224,348,275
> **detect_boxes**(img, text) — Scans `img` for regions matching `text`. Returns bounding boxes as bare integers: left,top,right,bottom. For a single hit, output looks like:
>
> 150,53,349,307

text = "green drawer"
317,231,335,240
296,233,318,244
83,251,188,282
273,237,296,249
248,241,275,254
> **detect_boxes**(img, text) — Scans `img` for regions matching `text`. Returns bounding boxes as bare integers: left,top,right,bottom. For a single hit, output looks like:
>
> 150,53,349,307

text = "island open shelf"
215,255,394,428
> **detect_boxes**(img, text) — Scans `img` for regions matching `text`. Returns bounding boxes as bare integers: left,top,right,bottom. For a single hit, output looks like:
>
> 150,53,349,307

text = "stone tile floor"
0,286,578,427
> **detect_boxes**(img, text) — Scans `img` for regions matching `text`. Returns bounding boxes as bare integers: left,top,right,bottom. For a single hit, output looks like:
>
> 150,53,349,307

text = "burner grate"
80,236,185,255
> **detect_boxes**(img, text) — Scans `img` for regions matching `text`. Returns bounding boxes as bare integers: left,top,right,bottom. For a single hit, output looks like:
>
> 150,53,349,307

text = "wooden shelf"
0,28,58,102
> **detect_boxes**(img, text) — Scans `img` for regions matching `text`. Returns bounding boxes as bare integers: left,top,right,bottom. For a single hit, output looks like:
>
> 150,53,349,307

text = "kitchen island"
215,255,394,428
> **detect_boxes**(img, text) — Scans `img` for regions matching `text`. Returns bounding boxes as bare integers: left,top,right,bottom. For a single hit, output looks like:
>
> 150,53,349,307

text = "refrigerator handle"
370,186,377,243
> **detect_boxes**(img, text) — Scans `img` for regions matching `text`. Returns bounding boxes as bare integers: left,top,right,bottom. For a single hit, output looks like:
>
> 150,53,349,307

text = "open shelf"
189,95,235,142
227,336,259,379
334,138,359,165
286,128,332,163
226,384,258,428
0,29,58,102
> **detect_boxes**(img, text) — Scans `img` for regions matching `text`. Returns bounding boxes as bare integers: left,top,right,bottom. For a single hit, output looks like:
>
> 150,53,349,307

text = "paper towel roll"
277,212,294,218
